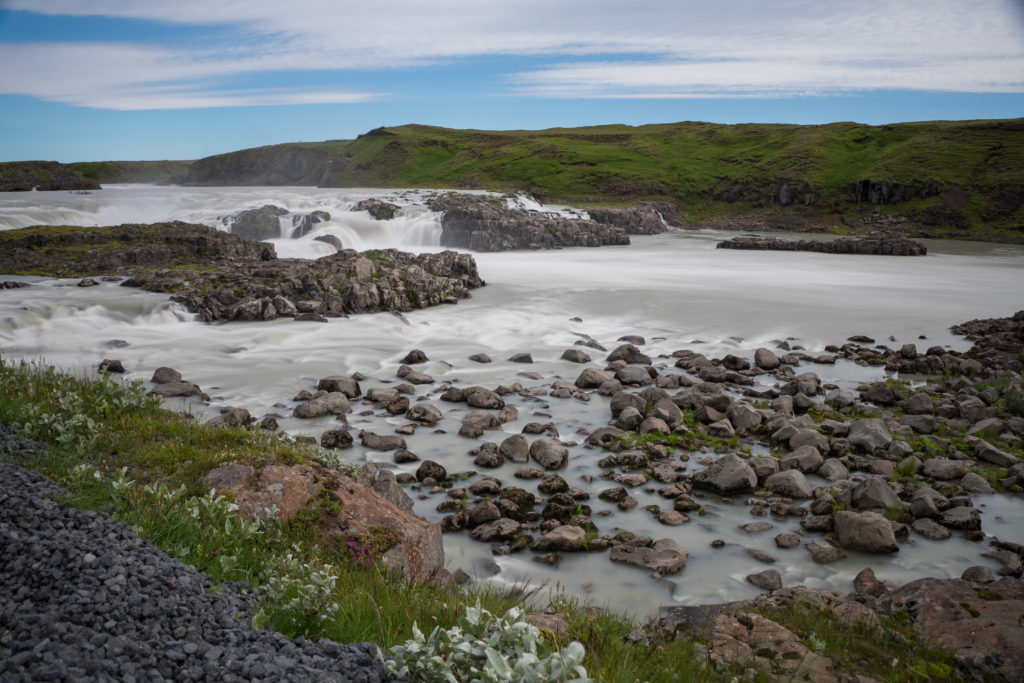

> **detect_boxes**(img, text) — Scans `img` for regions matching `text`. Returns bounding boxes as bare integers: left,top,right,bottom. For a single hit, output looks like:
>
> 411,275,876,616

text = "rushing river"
2,185,1023,618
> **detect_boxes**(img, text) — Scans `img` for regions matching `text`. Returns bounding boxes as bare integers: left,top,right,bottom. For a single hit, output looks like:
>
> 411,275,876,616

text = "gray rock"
912,518,951,540
849,418,893,453
959,471,994,494
560,349,591,363
835,511,899,553
852,476,902,510
575,368,613,389
529,438,568,470
805,539,846,564
360,431,406,451
817,459,849,482
780,445,824,473
764,469,814,498
746,569,783,591
922,457,966,480
691,453,757,494
754,348,780,370
532,525,587,552
406,403,443,425
499,434,530,463
974,440,1019,467
940,505,981,531
609,538,687,577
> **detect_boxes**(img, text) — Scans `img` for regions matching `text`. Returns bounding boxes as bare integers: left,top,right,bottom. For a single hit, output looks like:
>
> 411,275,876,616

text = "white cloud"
1,0,1022,108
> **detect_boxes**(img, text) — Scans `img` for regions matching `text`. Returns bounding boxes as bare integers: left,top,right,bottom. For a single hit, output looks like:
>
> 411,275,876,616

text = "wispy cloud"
2,0,1022,109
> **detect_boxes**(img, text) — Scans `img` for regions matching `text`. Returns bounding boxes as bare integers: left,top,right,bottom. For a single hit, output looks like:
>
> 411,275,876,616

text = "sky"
1,0,1023,162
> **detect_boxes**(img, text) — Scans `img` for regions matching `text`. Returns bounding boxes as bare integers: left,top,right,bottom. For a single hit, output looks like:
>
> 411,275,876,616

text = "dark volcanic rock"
951,310,1024,373
716,234,927,256
585,204,669,235
0,223,485,323
354,199,400,220
428,194,629,251
227,204,289,241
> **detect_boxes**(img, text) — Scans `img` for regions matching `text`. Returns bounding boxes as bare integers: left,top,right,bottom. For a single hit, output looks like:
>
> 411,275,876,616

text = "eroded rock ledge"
429,194,632,251
0,222,484,322
716,233,927,256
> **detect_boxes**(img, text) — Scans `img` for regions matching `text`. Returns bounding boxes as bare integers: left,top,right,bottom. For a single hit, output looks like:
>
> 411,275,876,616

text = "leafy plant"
387,602,592,682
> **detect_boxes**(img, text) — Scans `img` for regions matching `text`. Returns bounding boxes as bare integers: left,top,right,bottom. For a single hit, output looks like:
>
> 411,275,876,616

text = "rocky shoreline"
205,311,1022,679
0,222,484,322
716,233,928,256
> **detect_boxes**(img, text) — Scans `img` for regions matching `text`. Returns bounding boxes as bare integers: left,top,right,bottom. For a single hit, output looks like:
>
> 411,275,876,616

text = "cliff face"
0,161,100,192
185,144,333,186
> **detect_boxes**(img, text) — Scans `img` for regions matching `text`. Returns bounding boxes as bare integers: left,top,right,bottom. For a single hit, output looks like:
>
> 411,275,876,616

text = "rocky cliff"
716,234,928,256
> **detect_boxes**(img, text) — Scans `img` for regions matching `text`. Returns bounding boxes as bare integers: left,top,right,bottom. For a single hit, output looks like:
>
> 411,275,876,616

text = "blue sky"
1,0,1022,162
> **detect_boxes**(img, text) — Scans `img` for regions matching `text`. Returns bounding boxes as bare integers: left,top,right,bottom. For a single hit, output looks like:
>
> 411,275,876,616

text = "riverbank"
2,358,1013,681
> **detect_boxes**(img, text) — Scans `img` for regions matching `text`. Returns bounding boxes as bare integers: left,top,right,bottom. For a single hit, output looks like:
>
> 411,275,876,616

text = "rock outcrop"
0,222,484,322
585,204,670,235
203,463,444,583
429,194,630,251
716,234,927,256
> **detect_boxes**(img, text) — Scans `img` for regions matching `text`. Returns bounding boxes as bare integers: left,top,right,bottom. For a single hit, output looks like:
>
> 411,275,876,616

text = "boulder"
609,538,687,577
560,348,591,363
922,457,966,480
779,445,823,473
320,429,353,449
229,204,288,241
835,511,899,553
530,438,568,470
293,392,351,418
805,539,846,564
606,343,651,365
754,348,780,370
763,470,813,498
532,525,587,552
746,569,783,591
499,434,530,463
692,454,757,494
353,198,399,220
406,403,443,425
848,418,892,453
852,476,902,510
576,367,613,389
974,440,1019,467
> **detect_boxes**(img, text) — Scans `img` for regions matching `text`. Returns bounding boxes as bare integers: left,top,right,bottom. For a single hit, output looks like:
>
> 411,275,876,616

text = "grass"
0,357,980,681
175,118,1024,239
68,160,193,184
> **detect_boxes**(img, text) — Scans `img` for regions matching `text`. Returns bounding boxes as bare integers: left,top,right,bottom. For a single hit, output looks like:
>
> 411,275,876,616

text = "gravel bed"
0,423,395,682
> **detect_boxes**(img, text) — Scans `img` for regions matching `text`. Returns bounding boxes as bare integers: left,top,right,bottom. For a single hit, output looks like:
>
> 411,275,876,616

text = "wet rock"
405,403,443,425
530,438,568,470
98,358,125,373
560,349,591,363
469,353,492,363
575,368,613,389
499,434,530,463
805,539,846,564
779,445,823,473
469,518,522,542
415,460,447,482
508,352,533,363
835,511,899,553
746,569,783,591
960,471,995,494
774,533,801,549
609,538,687,578
293,392,351,418
401,349,428,364
754,348,780,370
317,375,361,398
532,525,587,552
961,565,996,583
658,510,689,526
816,459,849,482
353,198,399,220
459,410,501,438
320,429,353,449
692,454,757,495
940,505,981,531
537,474,569,495
981,551,1023,577
360,431,407,451
466,501,501,528
763,470,813,498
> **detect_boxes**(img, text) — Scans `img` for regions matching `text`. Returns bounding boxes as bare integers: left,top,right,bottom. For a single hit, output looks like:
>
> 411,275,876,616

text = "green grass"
173,118,1024,239
68,160,193,184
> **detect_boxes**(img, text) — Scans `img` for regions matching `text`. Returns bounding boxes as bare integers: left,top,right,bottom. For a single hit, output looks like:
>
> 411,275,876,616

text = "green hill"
69,160,193,185
172,119,1024,239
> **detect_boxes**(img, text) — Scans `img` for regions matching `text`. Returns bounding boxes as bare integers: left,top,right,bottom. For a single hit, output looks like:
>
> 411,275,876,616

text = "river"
1,184,1022,618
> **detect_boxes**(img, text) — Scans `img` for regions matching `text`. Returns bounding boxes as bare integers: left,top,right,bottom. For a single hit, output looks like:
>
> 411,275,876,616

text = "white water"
2,185,1023,618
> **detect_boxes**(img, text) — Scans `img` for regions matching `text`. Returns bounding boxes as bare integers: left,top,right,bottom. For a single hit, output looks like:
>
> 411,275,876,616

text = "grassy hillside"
0,160,101,192
178,118,1023,239
69,159,193,184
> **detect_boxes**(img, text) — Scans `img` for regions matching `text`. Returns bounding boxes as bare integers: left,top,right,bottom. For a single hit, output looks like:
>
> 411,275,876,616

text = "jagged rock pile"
0,222,485,322
428,194,631,250
716,233,927,256
0,424,394,682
